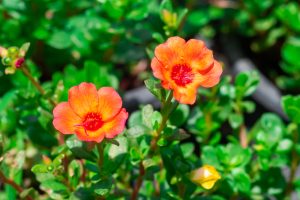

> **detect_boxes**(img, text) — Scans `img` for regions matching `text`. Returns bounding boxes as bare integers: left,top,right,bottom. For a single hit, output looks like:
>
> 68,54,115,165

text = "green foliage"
0,1,299,200
282,95,300,123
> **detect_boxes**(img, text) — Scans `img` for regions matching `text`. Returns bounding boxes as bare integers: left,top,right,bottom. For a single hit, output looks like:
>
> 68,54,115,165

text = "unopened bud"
7,47,19,58
190,165,221,190
2,57,12,66
162,9,177,28
42,155,52,165
14,58,25,68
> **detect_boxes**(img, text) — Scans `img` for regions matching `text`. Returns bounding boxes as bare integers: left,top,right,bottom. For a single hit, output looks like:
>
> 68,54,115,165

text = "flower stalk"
20,65,56,107
97,142,105,170
150,91,178,151
130,162,145,200
0,170,33,200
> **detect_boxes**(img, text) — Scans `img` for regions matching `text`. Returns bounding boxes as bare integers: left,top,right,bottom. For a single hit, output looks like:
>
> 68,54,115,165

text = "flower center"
171,64,194,86
82,112,104,131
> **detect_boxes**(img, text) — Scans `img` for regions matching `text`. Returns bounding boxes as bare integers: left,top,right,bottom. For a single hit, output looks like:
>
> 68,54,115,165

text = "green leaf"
228,113,243,129
276,139,293,153
128,111,143,128
47,30,72,49
282,95,300,123
180,143,194,158
160,0,173,12
52,154,65,168
41,180,68,192
201,146,221,170
232,169,251,194
70,188,94,200
209,132,222,145
169,104,190,127
242,101,256,113
66,136,97,161
107,136,128,169
126,125,150,138
20,188,35,199
144,78,165,101
126,1,149,20
253,113,285,149
217,144,251,168
142,104,154,128
31,164,49,174
93,178,112,196
253,17,276,32
151,111,162,130
187,9,210,27
130,148,142,164
281,37,300,72
235,71,260,98
276,2,300,32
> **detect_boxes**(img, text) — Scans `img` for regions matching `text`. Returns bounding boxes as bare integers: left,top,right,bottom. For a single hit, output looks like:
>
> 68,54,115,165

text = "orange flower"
151,36,222,104
53,82,128,143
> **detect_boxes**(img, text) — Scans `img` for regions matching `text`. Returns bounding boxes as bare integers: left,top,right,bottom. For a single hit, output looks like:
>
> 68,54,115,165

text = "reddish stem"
0,171,33,200
131,162,145,200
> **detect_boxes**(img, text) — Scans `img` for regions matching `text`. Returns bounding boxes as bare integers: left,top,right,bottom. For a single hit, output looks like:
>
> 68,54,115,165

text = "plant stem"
20,65,65,144
0,170,33,200
20,66,56,107
239,124,247,148
150,92,177,151
130,162,145,200
134,92,177,198
236,98,247,148
97,142,105,170
285,125,299,197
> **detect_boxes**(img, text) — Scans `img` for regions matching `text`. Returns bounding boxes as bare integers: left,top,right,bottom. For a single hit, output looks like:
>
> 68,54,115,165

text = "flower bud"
1,43,30,74
190,165,221,190
14,57,25,68
2,57,12,66
7,46,19,58
161,9,177,28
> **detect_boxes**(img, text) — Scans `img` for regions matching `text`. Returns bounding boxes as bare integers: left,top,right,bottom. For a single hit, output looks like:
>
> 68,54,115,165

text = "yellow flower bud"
161,9,177,28
190,165,221,190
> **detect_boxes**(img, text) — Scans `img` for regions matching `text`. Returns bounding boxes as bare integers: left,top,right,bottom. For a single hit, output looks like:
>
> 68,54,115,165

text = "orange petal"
68,82,99,117
53,102,81,134
166,36,186,51
154,36,185,66
151,57,164,79
74,108,128,142
173,86,198,105
185,39,214,72
184,39,206,59
74,127,105,143
201,61,223,88
97,87,122,121
102,108,128,139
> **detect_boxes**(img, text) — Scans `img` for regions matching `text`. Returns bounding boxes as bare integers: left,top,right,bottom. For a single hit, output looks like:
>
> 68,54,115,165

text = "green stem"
96,142,106,199
97,142,105,170
236,98,247,148
21,66,56,107
150,92,178,151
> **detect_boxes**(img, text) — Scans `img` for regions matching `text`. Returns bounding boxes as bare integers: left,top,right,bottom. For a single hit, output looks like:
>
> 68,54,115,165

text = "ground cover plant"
1,0,300,199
